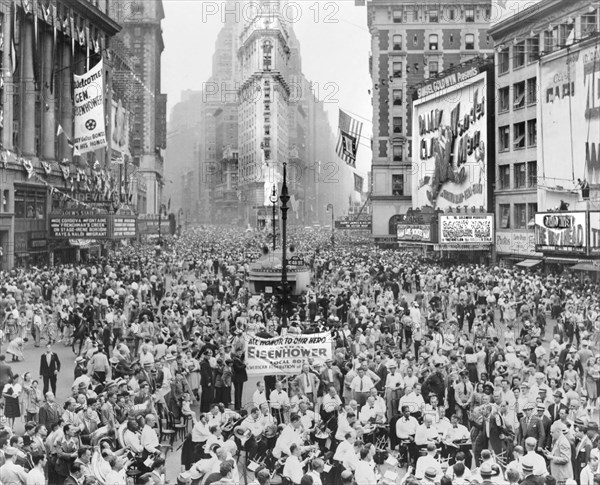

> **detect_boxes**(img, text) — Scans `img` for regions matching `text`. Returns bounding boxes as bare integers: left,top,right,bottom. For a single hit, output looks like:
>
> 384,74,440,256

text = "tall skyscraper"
367,0,493,241
110,0,167,215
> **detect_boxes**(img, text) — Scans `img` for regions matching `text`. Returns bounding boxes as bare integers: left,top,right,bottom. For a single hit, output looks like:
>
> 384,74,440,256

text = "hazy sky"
160,0,539,177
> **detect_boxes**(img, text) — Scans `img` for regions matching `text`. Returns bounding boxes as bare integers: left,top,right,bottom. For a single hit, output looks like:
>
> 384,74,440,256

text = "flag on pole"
354,173,364,193
56,124,64,137
10,3,17,75
336,109,363,168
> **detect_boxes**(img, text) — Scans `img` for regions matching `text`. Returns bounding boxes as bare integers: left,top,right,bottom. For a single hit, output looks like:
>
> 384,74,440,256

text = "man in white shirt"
335,412,358,441
399,383,425,419
415,414,441,447
298,401,316,432
350,368,377,407
522,437,549,477
444,414,470,444
354,447,377,485
26,452,46,485
415,443,443,480
269,380,290,425
104,455,127,485
359,396,385,425
396,405,418,466
282,443,308,485
322,386,343,416
384,361,403,420
333,431,356,464
274,414,308,458
252,381,268,410
141,414,161,457
241,407,266,460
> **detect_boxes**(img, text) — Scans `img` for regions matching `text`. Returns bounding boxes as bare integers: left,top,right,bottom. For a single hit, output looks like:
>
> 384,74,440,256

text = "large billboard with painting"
540,42,600,196
412,69,489,211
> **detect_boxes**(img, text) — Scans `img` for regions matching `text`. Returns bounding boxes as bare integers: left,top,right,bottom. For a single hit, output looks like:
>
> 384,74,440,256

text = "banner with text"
397,224,432,242
412,70,488,210
534,212,588,254
74,60,107,154
496,231,542,256
245,332,333,375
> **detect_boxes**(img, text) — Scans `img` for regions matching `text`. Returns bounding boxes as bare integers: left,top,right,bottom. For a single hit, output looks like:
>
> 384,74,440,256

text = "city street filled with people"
0,226,599,485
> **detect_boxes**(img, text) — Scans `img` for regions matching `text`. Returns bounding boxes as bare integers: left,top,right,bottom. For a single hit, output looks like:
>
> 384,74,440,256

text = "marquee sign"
49,214,137,240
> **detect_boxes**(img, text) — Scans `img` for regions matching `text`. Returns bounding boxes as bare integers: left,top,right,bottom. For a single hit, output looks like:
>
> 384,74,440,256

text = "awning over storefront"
571,263,600,272
515,259,543,268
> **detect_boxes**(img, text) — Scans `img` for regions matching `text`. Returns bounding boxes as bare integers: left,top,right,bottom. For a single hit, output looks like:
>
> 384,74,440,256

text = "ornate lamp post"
279,162,290,328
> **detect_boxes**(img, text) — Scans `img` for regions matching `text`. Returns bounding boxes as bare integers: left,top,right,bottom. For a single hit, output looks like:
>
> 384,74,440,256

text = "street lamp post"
280,162,290,329
270,184,277,251
327,203,335,249
158,203,167,246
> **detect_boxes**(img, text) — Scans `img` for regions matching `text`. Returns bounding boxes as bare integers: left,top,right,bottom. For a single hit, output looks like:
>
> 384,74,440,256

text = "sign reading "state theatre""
245,332,333,375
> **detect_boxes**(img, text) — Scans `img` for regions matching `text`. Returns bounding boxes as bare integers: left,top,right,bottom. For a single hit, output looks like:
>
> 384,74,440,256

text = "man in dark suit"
516,402,545,450
547,391,568,422
232,348,247,411
536,403,553,449
64,462,84,485
199,350,214,412
39,344,61,395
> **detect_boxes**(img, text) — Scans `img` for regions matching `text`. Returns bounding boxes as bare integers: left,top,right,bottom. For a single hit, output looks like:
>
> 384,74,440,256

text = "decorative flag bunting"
21,158,34,179
354,173,364,193
21,0,32,14
336,109,363,168
40,160,51,175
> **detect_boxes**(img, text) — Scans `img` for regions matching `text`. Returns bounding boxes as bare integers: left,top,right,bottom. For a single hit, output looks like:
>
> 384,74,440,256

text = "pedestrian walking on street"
39,344,61,395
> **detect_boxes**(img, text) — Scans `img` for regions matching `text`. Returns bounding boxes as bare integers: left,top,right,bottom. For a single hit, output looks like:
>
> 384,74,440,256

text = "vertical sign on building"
73,60,108,154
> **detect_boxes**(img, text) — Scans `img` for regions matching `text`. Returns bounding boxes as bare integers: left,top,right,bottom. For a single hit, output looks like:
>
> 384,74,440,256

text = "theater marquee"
534,212,587,254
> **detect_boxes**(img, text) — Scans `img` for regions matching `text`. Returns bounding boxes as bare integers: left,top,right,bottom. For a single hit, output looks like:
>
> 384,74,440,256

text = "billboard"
534,212,587,254
540,42,600,193
496,231,541,256
439,214,493,244
111,99,130,162
588,211,600,255
412,70,488,211
397,224,432,241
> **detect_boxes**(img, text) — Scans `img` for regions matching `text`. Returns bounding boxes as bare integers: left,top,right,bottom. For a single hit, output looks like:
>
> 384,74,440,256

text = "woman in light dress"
6,336,26,362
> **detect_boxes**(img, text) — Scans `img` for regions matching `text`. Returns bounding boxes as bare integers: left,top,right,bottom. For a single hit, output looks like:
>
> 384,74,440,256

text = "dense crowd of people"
0,225,598,485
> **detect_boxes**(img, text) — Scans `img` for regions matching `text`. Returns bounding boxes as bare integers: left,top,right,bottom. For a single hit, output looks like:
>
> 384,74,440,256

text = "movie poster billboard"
439,214,493,244
111,99,131,162
412,70,488,211
540,42,600,193
534,212,588,254
73,60,107,154
397,224,432,241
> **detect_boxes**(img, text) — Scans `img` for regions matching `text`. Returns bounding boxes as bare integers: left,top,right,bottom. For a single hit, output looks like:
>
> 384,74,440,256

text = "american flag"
336,109,363,168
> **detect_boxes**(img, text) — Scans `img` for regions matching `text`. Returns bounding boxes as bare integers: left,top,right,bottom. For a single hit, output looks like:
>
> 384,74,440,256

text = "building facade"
0,0,120,270
490,0,599,263
366,0,493,241
109,0,167,216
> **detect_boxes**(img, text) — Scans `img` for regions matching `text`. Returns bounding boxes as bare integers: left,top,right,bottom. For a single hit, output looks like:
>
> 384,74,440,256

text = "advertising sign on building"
49,215,137,240
50,216,109,239
335,218,372,230
438,214,494,244
496,231,541,256
412,70,489,211
540,43,600,194
245,332,332,375
397,224,431,241
534,212,588,254
73,60,107,154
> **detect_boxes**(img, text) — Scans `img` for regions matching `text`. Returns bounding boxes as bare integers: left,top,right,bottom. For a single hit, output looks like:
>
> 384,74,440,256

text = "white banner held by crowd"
245,332,333,375
73,60,107,154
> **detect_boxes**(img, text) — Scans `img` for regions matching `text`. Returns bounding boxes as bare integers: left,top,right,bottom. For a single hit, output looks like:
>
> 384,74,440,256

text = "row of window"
497,161,537,190
498,11,598,75
498,203,538,230
391,33,476,51
390,60,440,78
498,120,537,152
391,6,484,24
498,78,538,112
